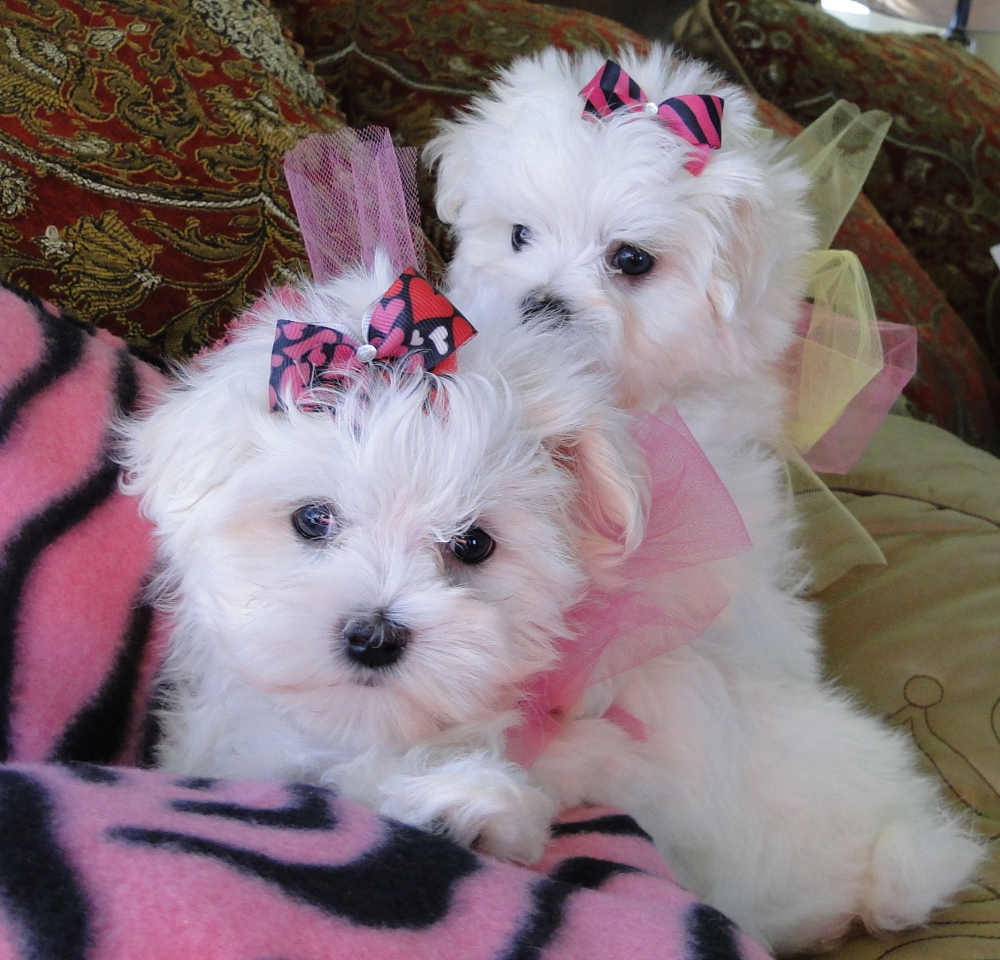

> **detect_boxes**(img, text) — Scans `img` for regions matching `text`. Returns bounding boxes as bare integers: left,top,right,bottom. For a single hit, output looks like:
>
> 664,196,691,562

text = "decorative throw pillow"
673,0,1000,385
812,414,1000,960
0,282,167,766
268,0,649,260
0,0,346,360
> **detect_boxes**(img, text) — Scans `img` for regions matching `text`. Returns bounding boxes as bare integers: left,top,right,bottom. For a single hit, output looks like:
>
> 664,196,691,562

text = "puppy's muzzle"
520,291,573,326
342,612,410,669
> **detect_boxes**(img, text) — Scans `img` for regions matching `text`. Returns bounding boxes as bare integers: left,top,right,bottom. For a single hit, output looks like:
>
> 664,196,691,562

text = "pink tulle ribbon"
791,307,918,475
507,405,753,766
284,127,425,282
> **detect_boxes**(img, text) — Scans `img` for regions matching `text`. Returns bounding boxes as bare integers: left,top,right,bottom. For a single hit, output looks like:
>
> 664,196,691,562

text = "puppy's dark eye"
511,224,532,252
611,244,655,277
448,526,495,565
292,503,339,541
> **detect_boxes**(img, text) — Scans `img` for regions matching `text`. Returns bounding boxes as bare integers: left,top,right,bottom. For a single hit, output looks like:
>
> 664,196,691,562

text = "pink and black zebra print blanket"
0,283,167,767
0,282,772,958
0,763,770,960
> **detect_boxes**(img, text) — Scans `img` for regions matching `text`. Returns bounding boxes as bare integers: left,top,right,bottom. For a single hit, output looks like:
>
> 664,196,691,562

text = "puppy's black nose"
520,291,572,326
342,612,410,669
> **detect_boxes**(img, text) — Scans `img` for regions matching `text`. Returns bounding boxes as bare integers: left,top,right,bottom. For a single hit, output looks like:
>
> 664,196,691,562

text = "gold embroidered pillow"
0,0,346,359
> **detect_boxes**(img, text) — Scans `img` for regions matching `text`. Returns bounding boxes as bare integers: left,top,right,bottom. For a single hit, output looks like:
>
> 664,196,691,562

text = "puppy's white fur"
426,45,983,951
118,256,644,865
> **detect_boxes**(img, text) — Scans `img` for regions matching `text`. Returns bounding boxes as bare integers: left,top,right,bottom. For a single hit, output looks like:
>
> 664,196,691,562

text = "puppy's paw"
862,814,985,933
378,762,556,864
471,787,556,864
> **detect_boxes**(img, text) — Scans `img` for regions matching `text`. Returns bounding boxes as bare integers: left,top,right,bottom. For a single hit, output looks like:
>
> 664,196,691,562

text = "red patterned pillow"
272,0,647,145
0,0,345,360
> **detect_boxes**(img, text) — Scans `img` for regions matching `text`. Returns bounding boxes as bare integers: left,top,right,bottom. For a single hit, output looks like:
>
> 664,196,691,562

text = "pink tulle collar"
506,404,752,766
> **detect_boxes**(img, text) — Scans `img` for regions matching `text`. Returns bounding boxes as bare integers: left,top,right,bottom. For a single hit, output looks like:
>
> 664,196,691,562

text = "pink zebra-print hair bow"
268,268,477,412
579,60,724,176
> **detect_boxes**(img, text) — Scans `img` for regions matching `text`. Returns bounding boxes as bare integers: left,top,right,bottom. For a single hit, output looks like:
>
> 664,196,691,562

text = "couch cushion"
811,414,1000,960
0,0,345,359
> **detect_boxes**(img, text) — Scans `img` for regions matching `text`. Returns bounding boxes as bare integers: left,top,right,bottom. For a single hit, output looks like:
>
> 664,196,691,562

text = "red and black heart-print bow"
269,268,476,411
579,60,724,176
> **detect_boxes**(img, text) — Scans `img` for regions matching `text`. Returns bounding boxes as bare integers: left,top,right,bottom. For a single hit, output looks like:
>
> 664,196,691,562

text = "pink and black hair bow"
269,267,477,411
579,60,724,176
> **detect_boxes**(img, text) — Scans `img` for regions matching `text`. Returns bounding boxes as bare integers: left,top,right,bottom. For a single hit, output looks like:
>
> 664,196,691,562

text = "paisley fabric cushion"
269,0,649,262
756,101,1000,454
0,0,345,360
813,414,1000,960
674,0,1000,425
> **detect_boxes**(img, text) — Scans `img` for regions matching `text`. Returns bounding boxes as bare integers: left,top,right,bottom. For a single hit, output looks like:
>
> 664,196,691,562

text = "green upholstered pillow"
809,414,1000,960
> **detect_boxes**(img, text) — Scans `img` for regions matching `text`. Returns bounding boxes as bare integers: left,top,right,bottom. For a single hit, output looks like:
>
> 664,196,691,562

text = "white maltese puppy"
118,256,644,866
425,45,983,952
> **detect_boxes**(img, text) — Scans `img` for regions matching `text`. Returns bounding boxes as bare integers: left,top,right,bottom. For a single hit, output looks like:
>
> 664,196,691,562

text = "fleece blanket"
0,763,770,960
0,283,167,766
0,282,773,958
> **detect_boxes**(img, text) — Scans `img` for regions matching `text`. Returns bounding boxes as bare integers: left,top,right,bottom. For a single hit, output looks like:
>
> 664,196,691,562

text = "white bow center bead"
356,344,377,362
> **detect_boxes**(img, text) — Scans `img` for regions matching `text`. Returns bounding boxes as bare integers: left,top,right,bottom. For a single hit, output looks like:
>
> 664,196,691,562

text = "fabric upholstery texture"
0,0,345,360
811,414,1000,960
674,0,1000,392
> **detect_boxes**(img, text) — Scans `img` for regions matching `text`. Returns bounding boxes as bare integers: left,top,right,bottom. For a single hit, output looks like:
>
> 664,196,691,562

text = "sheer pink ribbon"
790,305,918,475
507,405,753,766
284,126,424,281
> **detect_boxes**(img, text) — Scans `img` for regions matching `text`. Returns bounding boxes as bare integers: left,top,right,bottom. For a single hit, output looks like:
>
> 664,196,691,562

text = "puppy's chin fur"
427,44,985,952
117,257,648,864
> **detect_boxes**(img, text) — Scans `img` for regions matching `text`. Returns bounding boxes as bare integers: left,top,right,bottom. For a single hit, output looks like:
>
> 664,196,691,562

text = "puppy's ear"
703,152,815,368
116,335,263,526
706,196,769,329
550,416,648,556
500,331,647,551
423,122,473,225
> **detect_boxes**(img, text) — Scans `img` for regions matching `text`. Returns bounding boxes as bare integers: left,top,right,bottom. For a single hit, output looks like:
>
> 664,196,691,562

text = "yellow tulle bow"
774,102,897,587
